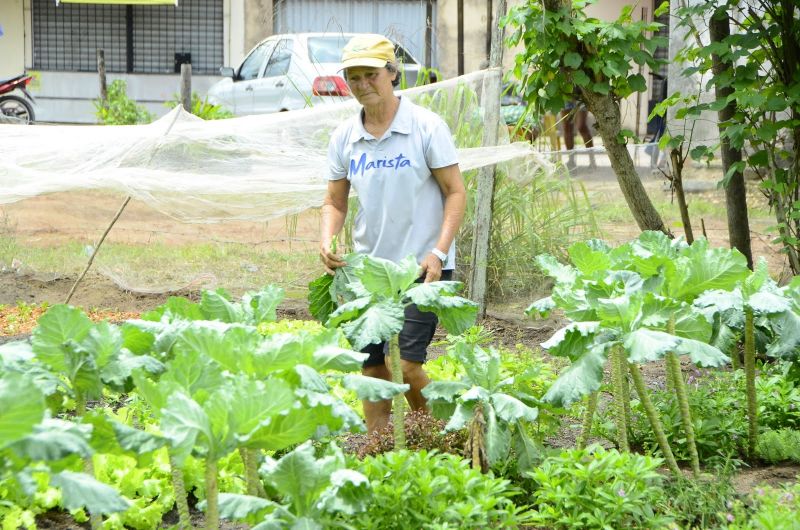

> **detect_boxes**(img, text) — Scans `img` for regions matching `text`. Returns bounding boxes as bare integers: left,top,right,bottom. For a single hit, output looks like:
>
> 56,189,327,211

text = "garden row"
1,233,800,529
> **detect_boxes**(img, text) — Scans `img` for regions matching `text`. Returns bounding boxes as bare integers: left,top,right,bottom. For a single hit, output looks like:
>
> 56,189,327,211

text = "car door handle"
275,81,284,87
245,86,253,91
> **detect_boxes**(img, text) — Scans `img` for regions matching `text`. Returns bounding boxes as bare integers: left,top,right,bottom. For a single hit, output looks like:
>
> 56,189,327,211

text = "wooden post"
457,0,464,75
97,49,107,107
425,0,433,70
180,63,192,113
468,0,506,318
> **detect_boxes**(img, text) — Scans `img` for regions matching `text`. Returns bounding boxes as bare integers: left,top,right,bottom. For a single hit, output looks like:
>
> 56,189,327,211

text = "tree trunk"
584,92,669,234
709,13,753,268
542,0,667,234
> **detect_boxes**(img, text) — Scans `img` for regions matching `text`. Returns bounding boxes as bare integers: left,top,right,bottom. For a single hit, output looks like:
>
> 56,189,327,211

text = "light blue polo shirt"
326,96,459,269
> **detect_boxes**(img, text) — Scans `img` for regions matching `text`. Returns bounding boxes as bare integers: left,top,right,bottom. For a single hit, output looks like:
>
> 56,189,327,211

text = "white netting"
0,70,551,223
0,69,677,300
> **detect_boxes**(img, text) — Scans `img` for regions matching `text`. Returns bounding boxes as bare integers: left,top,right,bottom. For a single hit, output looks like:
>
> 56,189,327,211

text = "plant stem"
577,392,598,450
667,316,700,476
240,447,266,498
205,458,219,530
75,392,102,530
610,345,629,452
467,402,489,472
83,455,102,530
619,350,632,437
667,351,701,477
389,334,406,450
169,452,192,530
744,307,758,457
629,362,681,477
731,345,741,370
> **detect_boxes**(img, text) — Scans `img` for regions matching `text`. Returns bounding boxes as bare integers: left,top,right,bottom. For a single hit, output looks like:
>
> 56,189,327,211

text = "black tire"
0,95,35,124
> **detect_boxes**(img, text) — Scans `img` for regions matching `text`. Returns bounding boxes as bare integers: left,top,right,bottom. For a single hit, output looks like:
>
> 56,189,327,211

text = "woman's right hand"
320,236,345,275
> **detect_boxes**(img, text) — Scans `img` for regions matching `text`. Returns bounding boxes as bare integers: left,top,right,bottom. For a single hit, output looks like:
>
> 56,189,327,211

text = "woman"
318,34,467,433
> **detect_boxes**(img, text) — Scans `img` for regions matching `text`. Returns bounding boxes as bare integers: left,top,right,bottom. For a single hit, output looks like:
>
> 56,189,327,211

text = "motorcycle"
0,74,36,124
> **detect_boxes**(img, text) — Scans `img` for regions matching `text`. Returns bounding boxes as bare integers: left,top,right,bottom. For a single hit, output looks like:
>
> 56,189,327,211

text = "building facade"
1,0,664,127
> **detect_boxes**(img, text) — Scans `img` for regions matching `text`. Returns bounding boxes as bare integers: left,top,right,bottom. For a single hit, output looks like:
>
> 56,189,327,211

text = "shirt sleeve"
325,126,348,181
424,120,459,169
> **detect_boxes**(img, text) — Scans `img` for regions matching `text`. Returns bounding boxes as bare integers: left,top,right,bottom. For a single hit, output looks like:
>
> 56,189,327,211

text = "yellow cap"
341,34,396,70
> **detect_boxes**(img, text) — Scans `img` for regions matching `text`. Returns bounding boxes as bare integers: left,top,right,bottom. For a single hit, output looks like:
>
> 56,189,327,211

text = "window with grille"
32,0,223,75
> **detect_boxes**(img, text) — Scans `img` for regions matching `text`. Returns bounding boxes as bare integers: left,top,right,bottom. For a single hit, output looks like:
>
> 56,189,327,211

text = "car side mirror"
219,67,235,78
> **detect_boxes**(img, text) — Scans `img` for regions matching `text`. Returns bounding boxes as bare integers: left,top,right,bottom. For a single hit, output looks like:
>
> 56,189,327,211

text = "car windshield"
307,36,350,64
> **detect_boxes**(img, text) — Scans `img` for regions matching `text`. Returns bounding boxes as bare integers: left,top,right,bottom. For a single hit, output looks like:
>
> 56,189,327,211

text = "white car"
206,33,427,116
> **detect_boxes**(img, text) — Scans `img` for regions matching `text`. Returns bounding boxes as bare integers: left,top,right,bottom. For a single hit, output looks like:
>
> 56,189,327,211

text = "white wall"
29,72,222,123
0,0,25,79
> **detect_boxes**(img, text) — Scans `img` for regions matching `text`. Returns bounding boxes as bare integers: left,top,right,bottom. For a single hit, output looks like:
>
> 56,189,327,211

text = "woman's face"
345,66,396,107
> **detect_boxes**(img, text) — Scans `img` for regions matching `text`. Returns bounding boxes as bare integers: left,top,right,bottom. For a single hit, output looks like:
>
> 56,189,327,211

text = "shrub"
165,92,233,120
346,450,531,529
656,471,737,529
524,445,669,529
756,429,800,464
95,80,152,125
618,367,800,467
722,481,800,529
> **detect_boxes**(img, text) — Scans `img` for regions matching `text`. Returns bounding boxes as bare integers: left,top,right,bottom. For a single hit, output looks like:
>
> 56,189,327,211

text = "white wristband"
431,247,448,264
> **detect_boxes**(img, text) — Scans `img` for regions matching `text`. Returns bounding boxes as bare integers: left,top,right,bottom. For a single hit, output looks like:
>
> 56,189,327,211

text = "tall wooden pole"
469,0,506,317
457,0,464,75
180,63,192,113
97,49,107,108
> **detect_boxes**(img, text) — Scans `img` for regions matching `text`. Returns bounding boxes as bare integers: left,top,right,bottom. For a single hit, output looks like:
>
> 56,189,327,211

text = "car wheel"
0,95,35,124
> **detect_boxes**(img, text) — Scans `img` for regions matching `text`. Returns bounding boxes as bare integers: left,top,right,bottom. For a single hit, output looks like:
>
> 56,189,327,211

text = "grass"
0,235,319,300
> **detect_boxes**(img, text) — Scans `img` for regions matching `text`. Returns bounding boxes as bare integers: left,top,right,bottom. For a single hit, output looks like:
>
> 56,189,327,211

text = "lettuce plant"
0,371,130,522
422,341,539,472
312,254,478,449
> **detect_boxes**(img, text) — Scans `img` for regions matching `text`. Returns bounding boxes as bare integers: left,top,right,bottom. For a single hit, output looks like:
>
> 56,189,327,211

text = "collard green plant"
310,253,478,449
529,233,737,475
694,257,798,455
422,341,540,473
129,284,405,529
213,441,370,529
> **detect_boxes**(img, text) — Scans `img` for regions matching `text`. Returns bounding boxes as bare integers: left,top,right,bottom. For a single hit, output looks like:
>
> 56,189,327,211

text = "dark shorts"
362,270,453,367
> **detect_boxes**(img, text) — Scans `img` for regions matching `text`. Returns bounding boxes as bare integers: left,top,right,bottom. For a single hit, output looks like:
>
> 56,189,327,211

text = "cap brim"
339,57,389,71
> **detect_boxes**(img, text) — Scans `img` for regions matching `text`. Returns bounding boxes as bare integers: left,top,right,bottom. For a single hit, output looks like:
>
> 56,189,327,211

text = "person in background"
318,34,467,433
561,99,595,169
